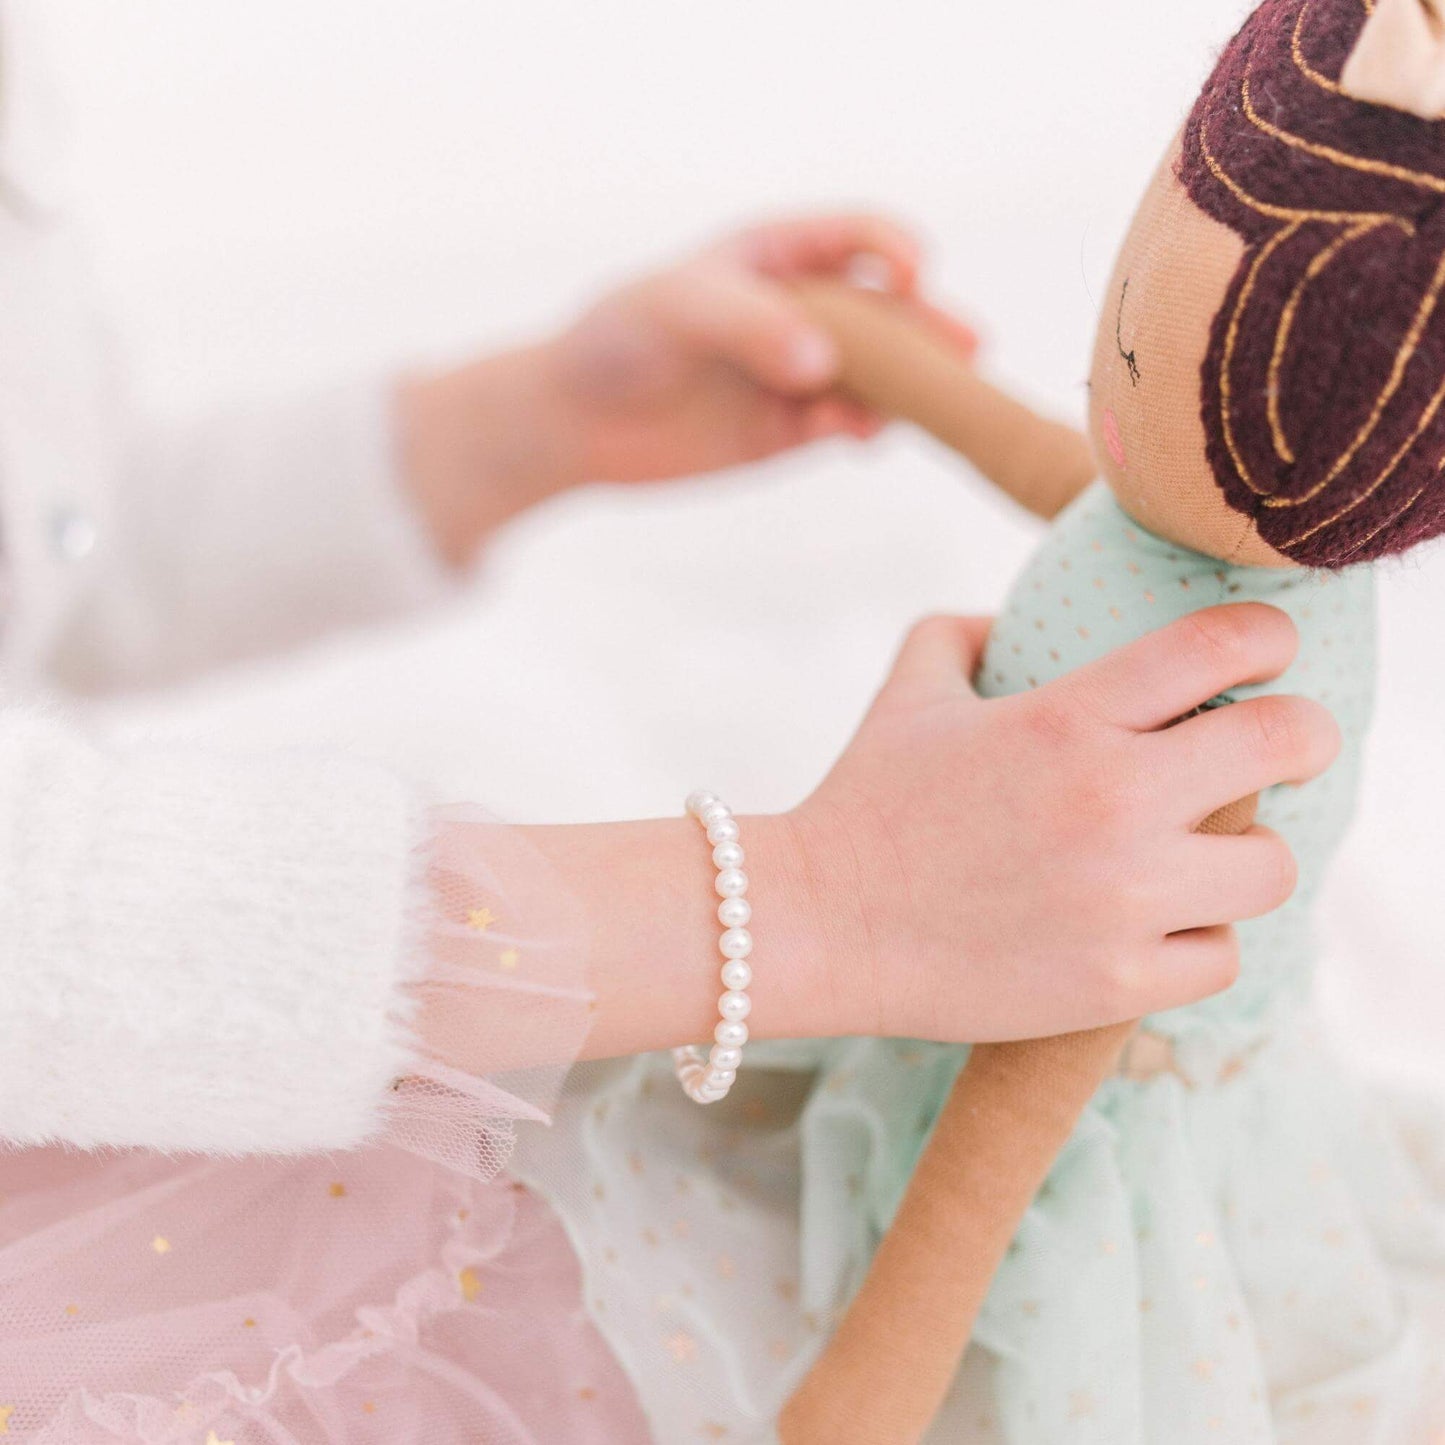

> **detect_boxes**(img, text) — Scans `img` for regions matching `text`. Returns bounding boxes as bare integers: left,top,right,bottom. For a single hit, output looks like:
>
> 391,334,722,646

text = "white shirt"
0,2,462,1155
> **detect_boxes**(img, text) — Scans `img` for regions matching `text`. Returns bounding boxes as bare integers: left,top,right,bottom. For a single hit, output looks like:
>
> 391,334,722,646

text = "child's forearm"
396,342,586,569
412,813,853,1074
791,279,1097,520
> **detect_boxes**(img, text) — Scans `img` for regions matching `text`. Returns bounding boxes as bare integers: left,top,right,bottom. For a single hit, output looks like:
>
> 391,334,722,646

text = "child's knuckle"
1246,695,1304,764
1178,606,1252,669
1020,692,1079,750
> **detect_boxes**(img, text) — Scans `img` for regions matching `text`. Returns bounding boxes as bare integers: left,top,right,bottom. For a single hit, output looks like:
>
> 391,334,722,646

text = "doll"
778,0,1445,1439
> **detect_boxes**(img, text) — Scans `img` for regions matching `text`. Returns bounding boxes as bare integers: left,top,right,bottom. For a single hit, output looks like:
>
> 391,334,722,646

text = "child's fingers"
799,396,886,442
1165,826,1300,932
657,267,840,394
1060,604,1301,732
1147,925,1241,1011
1151,694,1341,822
733,213,924,294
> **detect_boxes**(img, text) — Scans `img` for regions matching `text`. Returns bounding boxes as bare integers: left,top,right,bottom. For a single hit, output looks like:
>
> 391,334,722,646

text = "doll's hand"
795,603,1340,1043
547,213,978,485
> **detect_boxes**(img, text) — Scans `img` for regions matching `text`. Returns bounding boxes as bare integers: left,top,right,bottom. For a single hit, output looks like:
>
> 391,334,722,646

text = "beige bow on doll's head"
1341,0,1445,116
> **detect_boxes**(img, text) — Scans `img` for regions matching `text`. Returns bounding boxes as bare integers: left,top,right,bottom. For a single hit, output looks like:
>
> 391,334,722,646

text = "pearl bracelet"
673,791,754,1104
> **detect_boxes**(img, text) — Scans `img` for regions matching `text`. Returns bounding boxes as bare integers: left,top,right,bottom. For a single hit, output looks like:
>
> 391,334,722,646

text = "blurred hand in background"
399,212,978,567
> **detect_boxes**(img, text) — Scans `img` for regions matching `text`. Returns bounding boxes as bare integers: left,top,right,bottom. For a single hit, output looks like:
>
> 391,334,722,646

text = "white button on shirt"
47,504,97,563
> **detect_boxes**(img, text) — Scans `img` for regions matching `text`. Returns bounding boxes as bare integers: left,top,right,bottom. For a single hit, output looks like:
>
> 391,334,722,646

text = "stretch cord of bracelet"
673,791,754,1104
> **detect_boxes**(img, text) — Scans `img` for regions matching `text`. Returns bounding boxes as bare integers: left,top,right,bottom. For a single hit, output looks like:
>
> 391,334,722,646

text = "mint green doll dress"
514,482,1445,1444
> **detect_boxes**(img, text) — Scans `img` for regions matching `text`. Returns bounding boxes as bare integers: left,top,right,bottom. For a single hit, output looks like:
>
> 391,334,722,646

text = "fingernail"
790,329,837,385
848,253,895,292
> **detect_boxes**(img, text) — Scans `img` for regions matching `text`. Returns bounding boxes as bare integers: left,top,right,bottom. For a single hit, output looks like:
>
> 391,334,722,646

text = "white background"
37,0,1445,1077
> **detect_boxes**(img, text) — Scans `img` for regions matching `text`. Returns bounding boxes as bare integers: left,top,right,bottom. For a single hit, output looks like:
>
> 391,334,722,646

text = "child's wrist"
742,805,878,1043
397,342,586,567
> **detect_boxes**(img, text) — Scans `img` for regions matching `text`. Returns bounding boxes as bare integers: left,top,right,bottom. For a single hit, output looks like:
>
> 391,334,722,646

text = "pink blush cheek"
1102,408,1128,470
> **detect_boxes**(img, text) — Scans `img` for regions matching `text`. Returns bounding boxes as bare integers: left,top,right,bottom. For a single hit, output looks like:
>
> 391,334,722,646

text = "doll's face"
1087,141,1296,568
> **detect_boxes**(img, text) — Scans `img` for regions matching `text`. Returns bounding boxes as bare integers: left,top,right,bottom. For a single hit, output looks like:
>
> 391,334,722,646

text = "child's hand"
794,603,1340,1044
549,213,978,485
399,213,974,565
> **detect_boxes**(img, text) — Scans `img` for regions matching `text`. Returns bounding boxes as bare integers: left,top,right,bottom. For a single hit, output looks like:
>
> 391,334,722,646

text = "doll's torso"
980,480,1376,1074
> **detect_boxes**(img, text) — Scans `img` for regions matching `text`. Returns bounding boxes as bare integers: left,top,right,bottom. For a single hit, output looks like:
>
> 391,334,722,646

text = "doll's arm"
780,1023,1135,1444
780,793,1257,1445
791,280,1097,521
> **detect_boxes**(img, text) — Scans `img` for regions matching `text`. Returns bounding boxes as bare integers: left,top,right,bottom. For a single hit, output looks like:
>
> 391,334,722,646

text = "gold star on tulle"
0,1405,12,1434
498,949,520,971
151,1236,171,1254
465,907,497,933
459,1267,482,1302
205,1433,234,1445
328,1182,347,1198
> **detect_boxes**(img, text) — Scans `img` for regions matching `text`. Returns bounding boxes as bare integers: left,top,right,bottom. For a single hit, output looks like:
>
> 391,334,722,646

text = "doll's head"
1089,0,1445,569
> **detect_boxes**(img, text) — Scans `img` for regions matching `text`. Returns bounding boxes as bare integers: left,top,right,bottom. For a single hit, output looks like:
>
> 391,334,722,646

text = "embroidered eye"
1116,278,1141,387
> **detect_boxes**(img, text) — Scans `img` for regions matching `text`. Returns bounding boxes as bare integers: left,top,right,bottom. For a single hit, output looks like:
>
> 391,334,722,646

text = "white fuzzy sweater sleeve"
48,379,455,692
0,698,426,1153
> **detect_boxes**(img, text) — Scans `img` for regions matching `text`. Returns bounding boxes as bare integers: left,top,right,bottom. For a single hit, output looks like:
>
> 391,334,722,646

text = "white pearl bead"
682,794,757,1107
720,959,753,991
719,989,752,1022
715,868,748,899
715,1019,749,1048
717,895,751,927
719,927,753,959
686,791,719,818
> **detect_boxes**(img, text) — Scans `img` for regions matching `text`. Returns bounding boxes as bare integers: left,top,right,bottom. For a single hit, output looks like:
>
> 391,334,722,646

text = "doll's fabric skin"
514,485,1445,1444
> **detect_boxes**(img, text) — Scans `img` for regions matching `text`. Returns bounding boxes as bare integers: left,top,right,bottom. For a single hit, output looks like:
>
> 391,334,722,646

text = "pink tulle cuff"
381,807,595,1181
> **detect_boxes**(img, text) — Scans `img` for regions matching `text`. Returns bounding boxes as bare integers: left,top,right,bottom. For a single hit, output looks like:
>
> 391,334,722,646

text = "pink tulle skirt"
0,1145,649,1444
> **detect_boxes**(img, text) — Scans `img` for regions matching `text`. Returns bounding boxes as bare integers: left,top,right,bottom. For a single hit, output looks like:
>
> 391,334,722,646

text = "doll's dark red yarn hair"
1179,0,1445,566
